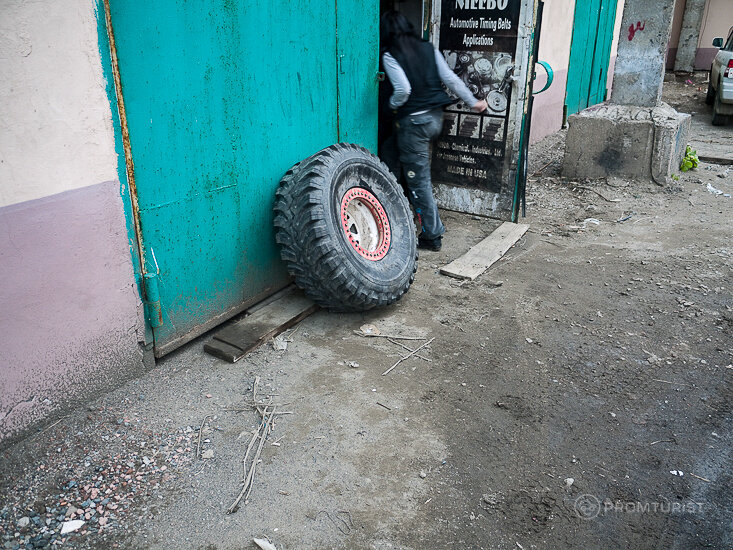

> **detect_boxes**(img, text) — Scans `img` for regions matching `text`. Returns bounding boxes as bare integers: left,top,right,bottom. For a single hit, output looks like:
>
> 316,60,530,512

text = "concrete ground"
664,71,733,164
1,88,731,550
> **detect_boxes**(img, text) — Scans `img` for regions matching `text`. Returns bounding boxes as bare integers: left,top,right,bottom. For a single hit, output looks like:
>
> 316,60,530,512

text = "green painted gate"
565,0,618,116
105,1,378,356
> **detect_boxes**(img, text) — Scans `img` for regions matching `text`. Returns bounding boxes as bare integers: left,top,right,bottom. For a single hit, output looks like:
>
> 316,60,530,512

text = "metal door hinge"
143,272,163,328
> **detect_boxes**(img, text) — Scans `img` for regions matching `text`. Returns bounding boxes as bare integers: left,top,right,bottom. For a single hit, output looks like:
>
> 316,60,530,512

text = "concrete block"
562,103,691,183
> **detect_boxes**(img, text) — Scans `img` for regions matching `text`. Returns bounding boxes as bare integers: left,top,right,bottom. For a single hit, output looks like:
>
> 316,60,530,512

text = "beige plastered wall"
698,0,733,49
0,0,118,207
0,0,144,446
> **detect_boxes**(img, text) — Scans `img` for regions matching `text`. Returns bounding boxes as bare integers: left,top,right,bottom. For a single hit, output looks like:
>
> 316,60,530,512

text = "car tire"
274,143,417,312
705,76,715,106
712,88,727,126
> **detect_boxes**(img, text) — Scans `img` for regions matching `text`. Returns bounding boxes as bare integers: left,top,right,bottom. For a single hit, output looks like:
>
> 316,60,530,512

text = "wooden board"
204,286,318,362
440,222,529,281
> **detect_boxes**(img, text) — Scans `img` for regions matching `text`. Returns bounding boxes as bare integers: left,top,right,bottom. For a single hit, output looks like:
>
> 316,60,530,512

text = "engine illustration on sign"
444,50,513,114
441,50,513,143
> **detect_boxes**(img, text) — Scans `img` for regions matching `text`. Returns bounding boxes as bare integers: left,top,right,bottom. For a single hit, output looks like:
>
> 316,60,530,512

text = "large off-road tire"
274,143,417,312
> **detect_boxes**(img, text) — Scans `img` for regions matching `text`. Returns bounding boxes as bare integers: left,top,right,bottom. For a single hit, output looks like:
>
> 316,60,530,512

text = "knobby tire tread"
273,143,417,312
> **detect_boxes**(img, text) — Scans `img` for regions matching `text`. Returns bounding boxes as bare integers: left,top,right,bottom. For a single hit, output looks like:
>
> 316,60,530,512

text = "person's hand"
471,99,488,113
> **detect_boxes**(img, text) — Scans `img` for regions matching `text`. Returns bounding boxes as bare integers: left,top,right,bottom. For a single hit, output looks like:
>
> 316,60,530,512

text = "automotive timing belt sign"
432,0,521,192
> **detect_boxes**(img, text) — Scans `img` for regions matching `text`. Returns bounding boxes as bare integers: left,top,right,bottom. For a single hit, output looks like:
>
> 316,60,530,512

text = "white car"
706,26,733,126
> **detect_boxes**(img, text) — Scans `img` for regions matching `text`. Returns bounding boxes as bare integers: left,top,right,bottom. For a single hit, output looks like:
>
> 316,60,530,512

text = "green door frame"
565,0,618,116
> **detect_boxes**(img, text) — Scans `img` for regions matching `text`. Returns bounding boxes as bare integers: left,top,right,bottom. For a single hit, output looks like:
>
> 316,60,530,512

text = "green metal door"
105,1,378,356
565,0,618,115
337,3,379,144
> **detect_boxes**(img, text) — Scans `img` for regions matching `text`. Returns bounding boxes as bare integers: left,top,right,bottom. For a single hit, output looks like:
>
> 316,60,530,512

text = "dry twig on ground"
382,337,436,376
354,329,426,340
196,415,212,459
227,402,277,514
572,185,621,203
387,338,432,362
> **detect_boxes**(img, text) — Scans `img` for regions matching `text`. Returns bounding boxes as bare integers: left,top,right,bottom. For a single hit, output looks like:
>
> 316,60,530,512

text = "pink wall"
0,181,144,445
530,67,569,143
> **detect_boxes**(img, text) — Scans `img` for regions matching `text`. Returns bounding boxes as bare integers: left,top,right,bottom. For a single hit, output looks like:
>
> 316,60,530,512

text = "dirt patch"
1,127,731,549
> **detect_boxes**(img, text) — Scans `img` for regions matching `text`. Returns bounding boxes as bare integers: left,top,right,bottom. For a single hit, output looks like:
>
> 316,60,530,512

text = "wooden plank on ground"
204,286,318,362
440,222,529,281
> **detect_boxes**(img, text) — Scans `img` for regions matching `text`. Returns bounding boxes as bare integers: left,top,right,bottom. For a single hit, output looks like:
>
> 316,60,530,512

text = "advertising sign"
432,0,521,191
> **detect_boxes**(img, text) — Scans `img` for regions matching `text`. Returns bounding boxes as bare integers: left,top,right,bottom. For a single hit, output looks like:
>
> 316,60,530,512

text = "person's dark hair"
380,10,424,63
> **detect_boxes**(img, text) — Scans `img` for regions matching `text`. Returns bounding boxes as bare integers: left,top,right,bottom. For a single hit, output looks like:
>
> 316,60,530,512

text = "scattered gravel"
0,406,196,548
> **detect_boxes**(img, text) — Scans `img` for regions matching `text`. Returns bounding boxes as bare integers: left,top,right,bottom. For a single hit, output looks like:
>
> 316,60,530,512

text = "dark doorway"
377,0,427,158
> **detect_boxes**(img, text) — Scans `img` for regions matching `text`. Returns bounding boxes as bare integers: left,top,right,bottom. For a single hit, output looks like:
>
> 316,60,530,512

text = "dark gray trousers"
382,108,446,241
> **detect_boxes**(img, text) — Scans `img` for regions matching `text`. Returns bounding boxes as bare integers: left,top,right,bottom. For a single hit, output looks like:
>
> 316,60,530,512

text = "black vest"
390,41,452,119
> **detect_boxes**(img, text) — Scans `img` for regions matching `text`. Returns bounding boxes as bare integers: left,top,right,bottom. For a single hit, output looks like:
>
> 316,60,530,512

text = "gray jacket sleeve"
382,49,479,110
382,52,411,110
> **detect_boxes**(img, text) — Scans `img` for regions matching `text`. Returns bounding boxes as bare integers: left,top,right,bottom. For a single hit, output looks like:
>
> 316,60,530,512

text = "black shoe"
418,236,442,251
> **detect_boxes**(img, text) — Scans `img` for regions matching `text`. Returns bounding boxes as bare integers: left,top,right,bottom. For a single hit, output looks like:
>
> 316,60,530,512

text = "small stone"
272,336,288,351
60,520,85,535
359,324,380,336
419,471,427,479
347,361,359,368
564,477,574,488
201,449,214,459
17,517,30,529
482,493,499,506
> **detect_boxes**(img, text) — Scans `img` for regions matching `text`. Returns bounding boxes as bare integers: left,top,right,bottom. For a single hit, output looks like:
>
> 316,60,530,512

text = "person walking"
380,10,488,251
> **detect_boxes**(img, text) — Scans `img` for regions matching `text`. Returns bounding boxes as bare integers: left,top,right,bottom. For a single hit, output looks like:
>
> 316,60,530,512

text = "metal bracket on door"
142,248,163,328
